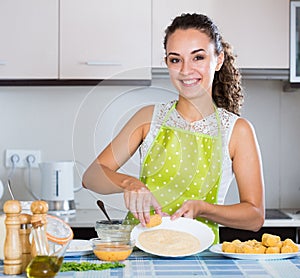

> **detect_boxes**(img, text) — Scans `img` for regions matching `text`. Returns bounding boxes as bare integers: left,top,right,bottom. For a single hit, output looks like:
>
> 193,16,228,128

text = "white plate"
131,216,214,257
65,239,93,257
209,244,300,260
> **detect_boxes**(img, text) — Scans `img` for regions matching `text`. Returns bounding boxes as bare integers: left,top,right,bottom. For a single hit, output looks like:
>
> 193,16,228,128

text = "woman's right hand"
123,178,163,226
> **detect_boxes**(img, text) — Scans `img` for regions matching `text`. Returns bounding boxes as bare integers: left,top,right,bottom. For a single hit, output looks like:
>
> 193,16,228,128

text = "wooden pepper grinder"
3,200,22,275
30,200,49,257
19,213,32,272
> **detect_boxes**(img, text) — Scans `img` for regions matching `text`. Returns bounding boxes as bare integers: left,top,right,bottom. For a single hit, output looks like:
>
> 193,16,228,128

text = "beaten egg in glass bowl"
90,238,135,261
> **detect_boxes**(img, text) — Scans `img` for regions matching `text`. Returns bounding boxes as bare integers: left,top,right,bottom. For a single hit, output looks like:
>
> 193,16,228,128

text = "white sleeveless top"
139,100,239,205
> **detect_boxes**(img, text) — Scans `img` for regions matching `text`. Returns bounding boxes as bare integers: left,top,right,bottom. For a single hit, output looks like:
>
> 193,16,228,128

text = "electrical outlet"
5,149,41,168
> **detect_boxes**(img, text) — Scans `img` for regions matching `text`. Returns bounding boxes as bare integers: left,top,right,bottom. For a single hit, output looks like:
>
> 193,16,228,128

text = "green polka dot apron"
126,102,222,243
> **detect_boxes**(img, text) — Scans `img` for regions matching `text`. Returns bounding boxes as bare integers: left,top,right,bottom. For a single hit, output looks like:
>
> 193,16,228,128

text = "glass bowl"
90,238,135,261
95,220,133,241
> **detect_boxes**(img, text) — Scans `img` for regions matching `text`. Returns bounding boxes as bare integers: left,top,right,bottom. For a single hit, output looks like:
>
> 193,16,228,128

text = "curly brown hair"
164,13,244,116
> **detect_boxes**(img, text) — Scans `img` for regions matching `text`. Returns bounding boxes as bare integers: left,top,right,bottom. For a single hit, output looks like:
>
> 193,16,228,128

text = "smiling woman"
82,13,265,244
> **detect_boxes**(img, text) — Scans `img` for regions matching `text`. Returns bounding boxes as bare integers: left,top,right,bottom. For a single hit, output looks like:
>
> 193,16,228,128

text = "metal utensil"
7,179,14,200
96,200,112,223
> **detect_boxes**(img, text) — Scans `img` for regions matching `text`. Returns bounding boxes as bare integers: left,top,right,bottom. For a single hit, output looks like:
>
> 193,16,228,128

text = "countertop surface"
50,208,128,228
1,248,300,277
1,208,300,228
53,209,300,228
265,209,300,227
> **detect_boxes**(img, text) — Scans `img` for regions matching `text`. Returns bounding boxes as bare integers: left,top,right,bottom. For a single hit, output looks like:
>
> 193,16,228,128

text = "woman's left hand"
170,200,204,220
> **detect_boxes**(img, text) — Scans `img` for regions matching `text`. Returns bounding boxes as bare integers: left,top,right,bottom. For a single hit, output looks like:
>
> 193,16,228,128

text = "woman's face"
165,28,224,100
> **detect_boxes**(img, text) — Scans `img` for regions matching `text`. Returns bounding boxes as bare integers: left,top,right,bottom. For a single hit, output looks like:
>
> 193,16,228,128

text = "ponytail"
213,40,243,116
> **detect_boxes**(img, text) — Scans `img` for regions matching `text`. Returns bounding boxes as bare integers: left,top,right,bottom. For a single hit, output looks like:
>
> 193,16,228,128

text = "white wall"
0,78,300,213
223,79,300,209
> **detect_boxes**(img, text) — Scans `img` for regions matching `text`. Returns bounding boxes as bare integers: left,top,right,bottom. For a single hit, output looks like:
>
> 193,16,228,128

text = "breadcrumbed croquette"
262,233,281,247
145,214,162,228
222,233,298,254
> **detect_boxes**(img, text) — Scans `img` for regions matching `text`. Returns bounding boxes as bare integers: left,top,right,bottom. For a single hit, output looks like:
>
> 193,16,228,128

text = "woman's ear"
215,51,224,71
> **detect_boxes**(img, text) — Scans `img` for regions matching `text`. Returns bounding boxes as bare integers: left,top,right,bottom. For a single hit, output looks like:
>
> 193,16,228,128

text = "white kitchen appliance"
290,1,300,83
0,179,3,200
39,161,82,214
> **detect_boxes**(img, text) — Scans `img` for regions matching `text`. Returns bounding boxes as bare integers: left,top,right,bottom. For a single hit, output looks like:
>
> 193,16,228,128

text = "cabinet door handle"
0,61,7,65
85,61,121,66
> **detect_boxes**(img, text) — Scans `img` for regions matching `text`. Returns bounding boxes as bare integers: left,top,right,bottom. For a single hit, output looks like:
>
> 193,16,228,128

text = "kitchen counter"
1,208,299,228
55,209,300,228
1,249,300,277
59,209,300,244
1,208,299,243
264,209,300,227
50,208,127,228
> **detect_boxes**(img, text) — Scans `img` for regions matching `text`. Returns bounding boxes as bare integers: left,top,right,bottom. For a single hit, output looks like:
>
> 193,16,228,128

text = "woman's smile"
181,78,201,86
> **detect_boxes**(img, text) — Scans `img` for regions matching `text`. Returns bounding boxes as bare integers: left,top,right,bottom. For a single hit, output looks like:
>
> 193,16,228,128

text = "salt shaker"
3,200,22,275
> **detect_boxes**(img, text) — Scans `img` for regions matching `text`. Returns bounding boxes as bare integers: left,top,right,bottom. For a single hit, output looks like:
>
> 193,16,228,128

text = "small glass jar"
95,220,133,241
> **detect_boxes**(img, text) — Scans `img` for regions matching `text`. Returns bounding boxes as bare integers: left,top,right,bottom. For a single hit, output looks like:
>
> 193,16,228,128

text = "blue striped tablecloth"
1,250,300,277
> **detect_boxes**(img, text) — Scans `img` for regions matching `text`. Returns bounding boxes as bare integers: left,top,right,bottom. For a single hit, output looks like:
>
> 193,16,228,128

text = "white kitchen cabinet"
152,0,289,69
0,0,151,81
213,0,289,69
0,0,58,79
59,0,151,80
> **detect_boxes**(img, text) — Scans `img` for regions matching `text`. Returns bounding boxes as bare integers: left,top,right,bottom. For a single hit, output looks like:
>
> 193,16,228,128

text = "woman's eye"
168,57,180,64
194,55,204,61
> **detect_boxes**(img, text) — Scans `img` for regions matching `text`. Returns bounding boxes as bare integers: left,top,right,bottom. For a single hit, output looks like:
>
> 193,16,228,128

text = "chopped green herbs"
60,261,125,272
